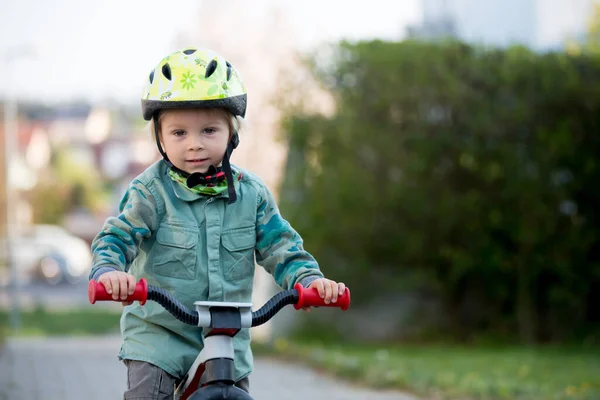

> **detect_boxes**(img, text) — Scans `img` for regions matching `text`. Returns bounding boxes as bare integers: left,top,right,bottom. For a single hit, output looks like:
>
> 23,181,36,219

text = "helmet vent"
162,63,172,80
183,49,196,55
205,59,218,78
149,70,155,84
225,61,232,81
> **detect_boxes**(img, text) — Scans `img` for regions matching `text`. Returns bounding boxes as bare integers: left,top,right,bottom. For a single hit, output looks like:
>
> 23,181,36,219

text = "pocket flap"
156,225,198,249
221,226,256,251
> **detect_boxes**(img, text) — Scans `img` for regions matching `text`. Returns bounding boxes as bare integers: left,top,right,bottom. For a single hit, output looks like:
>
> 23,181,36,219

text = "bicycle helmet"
141,47,247,204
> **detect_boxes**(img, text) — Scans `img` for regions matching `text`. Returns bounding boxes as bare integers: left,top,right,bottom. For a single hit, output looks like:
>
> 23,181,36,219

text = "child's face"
159,108,231,175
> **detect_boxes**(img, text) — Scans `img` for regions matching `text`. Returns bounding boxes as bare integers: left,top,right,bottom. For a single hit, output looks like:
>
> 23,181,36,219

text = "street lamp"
2,43,37,330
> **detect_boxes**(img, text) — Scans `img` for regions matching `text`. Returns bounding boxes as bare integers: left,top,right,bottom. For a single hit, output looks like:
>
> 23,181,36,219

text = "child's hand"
304,278,346,312
97,271,137,306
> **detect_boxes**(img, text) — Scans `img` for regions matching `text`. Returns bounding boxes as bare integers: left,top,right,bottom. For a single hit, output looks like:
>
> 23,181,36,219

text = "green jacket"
90,160,323,380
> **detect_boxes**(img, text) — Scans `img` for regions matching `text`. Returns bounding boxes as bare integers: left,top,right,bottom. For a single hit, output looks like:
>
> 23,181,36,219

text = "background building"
409,0,593,50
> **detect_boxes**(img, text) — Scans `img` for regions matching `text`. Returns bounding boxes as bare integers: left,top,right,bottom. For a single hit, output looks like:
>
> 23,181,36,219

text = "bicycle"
88,279,351,400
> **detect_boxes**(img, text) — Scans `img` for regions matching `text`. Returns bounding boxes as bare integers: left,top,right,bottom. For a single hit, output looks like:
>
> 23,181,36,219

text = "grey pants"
124,360,250,399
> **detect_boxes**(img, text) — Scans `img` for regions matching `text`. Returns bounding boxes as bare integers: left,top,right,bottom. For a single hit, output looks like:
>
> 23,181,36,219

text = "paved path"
0,336,416,400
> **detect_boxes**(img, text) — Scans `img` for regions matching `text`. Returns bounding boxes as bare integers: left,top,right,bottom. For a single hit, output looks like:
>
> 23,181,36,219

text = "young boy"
89,47,346,399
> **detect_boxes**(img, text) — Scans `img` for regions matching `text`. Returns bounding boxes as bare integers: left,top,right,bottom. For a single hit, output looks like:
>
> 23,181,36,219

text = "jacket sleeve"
89,179,158,280
254,182,324,290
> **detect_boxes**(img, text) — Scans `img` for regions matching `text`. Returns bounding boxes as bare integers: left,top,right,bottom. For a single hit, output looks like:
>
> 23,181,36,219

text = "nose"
188,134,204,151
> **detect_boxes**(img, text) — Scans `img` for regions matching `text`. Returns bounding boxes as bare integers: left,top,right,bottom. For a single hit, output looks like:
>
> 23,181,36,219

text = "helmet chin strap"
153,116,239,204
221,133,239,204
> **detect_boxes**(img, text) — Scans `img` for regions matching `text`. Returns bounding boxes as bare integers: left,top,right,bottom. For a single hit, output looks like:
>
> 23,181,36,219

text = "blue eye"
203,128,216,135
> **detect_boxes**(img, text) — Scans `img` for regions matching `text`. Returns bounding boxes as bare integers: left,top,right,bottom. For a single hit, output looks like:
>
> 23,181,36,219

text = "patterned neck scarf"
168,168,242,196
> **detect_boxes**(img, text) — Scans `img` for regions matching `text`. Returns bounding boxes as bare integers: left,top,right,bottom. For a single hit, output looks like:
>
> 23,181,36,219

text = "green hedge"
280,40,600,344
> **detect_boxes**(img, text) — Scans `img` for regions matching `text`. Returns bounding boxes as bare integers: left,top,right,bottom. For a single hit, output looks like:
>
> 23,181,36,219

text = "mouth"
186,158,209,163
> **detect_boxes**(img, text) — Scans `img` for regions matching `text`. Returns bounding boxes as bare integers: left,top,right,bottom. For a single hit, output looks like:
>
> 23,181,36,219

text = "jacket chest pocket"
221,226,256,281
151,223,198,280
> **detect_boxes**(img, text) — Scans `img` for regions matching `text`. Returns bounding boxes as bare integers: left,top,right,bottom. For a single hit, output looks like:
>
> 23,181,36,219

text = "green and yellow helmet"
141,47,247,121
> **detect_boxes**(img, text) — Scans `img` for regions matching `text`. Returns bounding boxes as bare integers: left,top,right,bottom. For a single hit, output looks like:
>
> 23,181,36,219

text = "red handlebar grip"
88,278,148,305
293,283,350,311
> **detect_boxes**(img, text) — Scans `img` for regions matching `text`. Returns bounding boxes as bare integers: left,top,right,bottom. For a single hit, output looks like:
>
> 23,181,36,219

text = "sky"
0,0,421,105
0,0,592,106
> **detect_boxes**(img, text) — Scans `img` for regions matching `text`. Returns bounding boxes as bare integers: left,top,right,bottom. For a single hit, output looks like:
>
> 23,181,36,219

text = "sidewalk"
0,335,416,400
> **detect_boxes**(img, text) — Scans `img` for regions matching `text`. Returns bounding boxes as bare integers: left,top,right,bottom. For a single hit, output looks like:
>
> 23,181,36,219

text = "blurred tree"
26,146,109,225
567,2,600,54
279,40,600,344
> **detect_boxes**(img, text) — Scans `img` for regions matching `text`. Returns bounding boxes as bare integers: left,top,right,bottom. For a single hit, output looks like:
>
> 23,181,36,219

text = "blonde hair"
147,108,245,139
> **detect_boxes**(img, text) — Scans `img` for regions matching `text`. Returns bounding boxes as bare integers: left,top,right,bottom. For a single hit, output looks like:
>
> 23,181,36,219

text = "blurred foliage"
256,339,600,400
25,146,109,224
279,40,600,344
568,2,600,55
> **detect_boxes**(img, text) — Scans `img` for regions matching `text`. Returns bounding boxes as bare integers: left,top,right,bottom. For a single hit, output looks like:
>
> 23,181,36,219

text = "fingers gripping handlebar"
88,278,149,305
88,279,351,326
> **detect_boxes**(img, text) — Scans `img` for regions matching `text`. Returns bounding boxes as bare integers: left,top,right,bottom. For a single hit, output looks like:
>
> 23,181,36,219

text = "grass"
0,305,122,337
253,339,600,400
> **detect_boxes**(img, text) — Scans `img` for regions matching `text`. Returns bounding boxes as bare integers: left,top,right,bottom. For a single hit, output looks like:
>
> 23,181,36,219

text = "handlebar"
88,279,350,327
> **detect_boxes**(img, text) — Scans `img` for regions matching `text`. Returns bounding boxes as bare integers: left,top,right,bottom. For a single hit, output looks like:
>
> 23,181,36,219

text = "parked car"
2,224,92,285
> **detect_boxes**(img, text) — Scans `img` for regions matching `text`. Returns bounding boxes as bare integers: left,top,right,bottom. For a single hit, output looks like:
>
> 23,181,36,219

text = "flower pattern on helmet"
141,47,247,120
